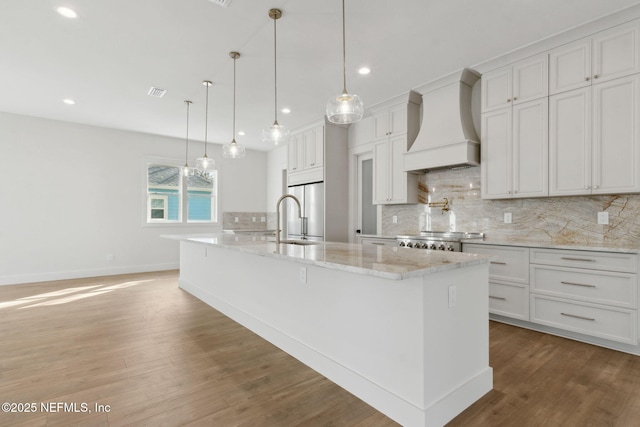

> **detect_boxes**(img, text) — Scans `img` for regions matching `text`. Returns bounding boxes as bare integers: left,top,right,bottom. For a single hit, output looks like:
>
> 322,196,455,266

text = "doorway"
356,153,377,238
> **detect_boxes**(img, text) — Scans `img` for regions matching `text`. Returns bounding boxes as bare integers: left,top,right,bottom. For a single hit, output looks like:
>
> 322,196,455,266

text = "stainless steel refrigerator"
286,182,324,241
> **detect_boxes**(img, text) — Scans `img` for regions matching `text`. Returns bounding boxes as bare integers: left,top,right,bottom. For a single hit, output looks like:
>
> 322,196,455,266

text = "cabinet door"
481,108,512,199
388,104,407,136
373,140,390,203
513,99,548,198
481,67,512,112
592,74,640,194
549,38,591,95
303,126,323,169
592,21,640,84
389,135,408,203
373,111,390,140
287,133,300,172
512,54,548,104
549,87,592,196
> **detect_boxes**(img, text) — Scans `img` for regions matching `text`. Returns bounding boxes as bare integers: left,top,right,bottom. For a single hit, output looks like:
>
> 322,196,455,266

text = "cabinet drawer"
531,265,637,309
464,244,529,284
530,295,637,345
530,248,638,273
489,282,529,320
360,237,397,247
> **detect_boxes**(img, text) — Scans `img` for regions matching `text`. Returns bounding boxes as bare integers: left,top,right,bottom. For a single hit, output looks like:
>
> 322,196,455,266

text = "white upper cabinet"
373,135,417,204
303,125,324,169
481,53,548,112
550,74,640,195
482,98,548,199
287,132,304,172
373,104,407,140
550,20,640,95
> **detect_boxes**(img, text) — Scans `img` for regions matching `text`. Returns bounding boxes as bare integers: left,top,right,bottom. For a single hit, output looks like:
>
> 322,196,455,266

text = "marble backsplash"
381,167,640,248
222,212,276,231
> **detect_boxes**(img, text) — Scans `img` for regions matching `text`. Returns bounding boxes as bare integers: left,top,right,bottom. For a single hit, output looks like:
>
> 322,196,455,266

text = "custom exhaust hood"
404,68,481,172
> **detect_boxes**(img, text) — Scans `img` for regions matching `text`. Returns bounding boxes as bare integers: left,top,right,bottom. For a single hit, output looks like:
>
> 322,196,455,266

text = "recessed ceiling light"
56,7,77,18
358,67,371,75
281,108,291,114
238,131,245,136
63,98,75,105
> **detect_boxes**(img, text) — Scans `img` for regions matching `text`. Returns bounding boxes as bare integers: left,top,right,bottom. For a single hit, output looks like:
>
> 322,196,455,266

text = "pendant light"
326,0,363,124
223,52,246,158
196,80,214,171
262,8,290,146
182,100,192,176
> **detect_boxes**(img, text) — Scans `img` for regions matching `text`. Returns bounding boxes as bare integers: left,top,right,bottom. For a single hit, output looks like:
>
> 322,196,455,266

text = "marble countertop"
164,233,492,280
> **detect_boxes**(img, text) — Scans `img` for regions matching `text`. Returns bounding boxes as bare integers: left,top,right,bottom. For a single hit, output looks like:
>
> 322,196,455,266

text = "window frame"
143,157,219,227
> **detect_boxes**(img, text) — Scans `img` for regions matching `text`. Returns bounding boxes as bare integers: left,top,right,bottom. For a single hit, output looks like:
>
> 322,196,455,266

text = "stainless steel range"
396,231,484,252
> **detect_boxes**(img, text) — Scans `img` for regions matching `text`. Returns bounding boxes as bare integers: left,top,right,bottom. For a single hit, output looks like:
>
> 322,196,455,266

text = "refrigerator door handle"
301,217,308,238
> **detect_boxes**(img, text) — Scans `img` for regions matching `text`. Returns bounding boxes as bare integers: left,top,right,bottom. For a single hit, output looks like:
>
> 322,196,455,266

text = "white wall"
267,145,287,210
0,112,267,285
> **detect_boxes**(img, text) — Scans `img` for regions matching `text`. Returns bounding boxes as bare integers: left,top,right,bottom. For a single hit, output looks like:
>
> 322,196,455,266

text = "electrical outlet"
252,217,256,222
299,267,307,284
392,215,398,224
504,212,512,224
261,217,266,222
107,254,114,262
448,285,456,308
597,211,609,225
234,217,239,223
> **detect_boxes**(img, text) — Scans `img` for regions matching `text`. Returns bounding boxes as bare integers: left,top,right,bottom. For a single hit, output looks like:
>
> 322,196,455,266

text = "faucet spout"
276,194,302,245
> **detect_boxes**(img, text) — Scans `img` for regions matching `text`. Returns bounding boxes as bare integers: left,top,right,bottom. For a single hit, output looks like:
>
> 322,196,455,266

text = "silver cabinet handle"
489,296,507,300
513,96,518,101
561,281,596,288
561,257,596,262
594,74,599,79
490,261,507,265
585,76,590,81
593,185,599,189
370,242,385,246
561,312,595,321
584,186,590,190
507,98,511,102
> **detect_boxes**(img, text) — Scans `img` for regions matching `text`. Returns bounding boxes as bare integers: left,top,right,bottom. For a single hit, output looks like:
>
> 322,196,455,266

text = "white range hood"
404,68,481,172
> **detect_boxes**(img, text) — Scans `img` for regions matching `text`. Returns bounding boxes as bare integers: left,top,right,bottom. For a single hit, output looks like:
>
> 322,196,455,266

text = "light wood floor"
0,271,639,426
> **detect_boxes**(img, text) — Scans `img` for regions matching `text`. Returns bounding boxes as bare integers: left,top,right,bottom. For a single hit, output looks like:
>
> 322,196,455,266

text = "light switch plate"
504,213,512,224
597,211,609,225
299,267,307,284
392,215,398,224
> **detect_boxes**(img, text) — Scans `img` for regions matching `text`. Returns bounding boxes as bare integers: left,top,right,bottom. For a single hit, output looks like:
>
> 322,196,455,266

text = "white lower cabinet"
464,243,640,352
463,244,530,320
359,236,397,247
530,248,638,346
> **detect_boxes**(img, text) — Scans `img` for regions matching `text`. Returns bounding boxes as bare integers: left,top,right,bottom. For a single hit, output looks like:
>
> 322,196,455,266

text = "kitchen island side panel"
178,240,491,427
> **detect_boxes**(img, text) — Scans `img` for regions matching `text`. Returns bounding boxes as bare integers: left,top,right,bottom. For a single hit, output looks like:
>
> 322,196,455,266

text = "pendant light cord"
273,15,279,125
184,100,191,162
204,83,209,156
232,55,237,143
341,0,347,95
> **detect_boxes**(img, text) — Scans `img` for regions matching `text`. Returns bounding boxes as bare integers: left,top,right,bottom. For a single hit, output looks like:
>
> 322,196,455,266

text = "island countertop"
164,233,492,280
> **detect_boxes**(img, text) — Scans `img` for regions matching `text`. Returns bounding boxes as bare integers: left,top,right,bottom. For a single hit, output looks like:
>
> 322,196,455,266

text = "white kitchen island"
169,234,493,427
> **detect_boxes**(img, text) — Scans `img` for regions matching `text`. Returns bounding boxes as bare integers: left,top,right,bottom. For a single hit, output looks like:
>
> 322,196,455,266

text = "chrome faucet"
275,194,302,245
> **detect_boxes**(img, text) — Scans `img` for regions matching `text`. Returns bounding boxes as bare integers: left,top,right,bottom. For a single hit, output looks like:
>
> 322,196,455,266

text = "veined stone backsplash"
381,167,640,248
223,212,276,231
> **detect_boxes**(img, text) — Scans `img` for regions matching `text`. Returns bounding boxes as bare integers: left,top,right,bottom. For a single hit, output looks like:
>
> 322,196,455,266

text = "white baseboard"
0,262,179,286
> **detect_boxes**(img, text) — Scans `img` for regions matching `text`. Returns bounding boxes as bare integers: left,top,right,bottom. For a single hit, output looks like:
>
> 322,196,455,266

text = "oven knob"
420,243,428,249
446,245,454,251
438,244,445,250
429,243,436,250
406,242,413,248
399,241,406,247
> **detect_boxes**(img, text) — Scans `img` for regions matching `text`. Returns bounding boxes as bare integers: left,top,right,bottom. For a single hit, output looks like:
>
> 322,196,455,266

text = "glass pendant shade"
262,121,290,146
196,154,214,171
326,92,364,124
223,140,246,158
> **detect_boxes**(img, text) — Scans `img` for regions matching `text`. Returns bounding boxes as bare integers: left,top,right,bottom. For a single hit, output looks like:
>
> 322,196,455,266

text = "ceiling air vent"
147,87,167,98
208,0,232,7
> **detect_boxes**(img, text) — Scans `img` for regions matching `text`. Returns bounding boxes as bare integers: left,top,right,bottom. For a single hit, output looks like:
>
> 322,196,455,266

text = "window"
146,163,217,224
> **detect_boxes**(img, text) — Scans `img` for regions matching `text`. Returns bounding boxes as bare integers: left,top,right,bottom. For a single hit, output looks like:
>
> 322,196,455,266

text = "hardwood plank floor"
1,270,639,426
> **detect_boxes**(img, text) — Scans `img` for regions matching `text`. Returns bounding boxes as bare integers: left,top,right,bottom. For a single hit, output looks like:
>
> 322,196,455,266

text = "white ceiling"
2,0,640,152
